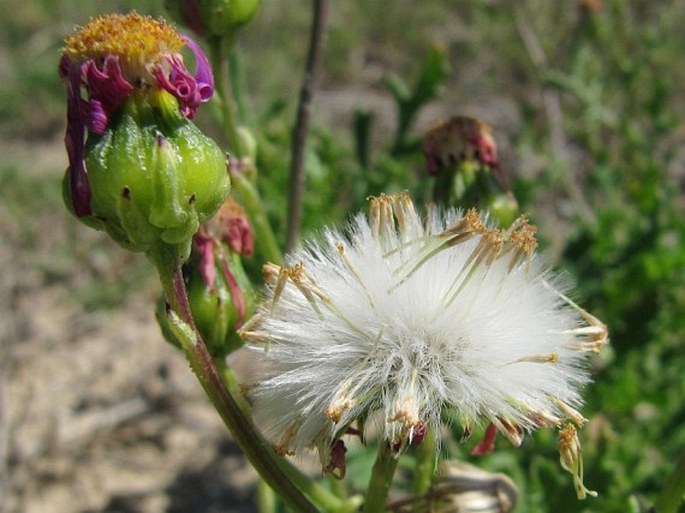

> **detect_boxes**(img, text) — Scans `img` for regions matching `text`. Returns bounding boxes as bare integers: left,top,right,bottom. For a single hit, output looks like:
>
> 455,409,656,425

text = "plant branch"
285,0,329,252
209,36,245,157
412,430,436,503
363,442,399,513
150,248,318,513
231,169,284,265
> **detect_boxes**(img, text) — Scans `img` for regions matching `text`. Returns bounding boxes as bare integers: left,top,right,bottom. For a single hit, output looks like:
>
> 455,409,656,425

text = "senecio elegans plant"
58,8,608,513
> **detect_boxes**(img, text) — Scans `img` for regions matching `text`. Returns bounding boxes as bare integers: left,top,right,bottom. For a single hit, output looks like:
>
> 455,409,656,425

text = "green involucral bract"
187,251,254,356
157,250,254,357
69,90,230,261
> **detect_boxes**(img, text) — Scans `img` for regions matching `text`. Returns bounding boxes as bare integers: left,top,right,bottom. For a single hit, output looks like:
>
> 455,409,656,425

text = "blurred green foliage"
3,0,684,511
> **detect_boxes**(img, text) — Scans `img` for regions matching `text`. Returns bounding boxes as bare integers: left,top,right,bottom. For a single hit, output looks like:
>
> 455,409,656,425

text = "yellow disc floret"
63,12,184,78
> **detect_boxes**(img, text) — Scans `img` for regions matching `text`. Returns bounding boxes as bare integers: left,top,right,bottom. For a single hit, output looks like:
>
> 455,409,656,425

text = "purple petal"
153,37,214,119
61,55,92,217
219,252,246,327
193,230,216,290
85,99,108,134
154,56,201,119
83,56,133,132
470,423,498,456
182,36,214,101
224,215,254,256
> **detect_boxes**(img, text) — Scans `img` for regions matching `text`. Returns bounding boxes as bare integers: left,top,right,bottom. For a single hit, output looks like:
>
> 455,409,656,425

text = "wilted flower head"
60,12,213,122
59,12,214,218
241,193,607,497
58,13,229,261
422,116,499,175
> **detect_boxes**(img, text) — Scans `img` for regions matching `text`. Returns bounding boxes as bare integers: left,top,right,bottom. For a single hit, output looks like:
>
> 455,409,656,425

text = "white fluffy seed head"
241,193,603,468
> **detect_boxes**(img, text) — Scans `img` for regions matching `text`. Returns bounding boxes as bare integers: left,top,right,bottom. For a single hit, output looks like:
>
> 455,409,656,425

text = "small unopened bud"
158,215,255,357
165,0,261,38
486,192,520,229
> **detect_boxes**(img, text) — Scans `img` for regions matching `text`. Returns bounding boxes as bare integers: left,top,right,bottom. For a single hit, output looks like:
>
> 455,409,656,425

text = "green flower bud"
158,200,255,357
486,192,520,228
188,249,254,356
76,90,230,260
236,126,258,162
165,0,261,39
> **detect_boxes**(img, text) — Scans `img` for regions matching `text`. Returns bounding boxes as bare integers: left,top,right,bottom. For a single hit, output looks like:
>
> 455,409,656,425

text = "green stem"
215,358,354,513
257,479,277,513
279,457,362,513
209,36,245,157
231,170,284,265
412,430,436,502
655,450,685,513
208,36,283,264
363,442,399,513
150,249,317,513
329,474,349,500
229,50,251,126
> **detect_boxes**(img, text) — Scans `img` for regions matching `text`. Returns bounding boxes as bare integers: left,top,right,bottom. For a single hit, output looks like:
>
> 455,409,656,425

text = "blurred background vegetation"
1,0,684,512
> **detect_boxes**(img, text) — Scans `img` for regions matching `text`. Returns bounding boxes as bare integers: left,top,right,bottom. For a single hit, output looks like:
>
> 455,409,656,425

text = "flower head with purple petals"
59,12,214,217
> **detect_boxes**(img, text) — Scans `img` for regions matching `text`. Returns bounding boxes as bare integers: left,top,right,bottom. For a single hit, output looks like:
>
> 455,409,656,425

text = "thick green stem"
150,249,317,513
412,430,436,502
231,170,284,265
363,442,400,513
655,450,685,513
215,358,354,513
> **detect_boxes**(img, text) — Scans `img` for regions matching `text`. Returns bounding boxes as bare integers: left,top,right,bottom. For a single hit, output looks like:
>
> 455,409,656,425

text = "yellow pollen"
465,208,489,234
509,221,538,254
63,12,184,69
325,401,353,423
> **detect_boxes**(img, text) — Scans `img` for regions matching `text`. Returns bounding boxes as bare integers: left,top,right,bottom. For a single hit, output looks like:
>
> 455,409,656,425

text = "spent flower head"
422,116,499,176
60,12,213,126
241,193,607,498
59,13,229,261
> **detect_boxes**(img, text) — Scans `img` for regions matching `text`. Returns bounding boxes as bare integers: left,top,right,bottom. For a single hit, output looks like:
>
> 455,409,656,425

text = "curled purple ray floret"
61,55,92,217
156,56,202,119
156,37,214,119
85,100,108,135
182,36,214,102
83,57,134,134
60,55,134,216
194,230,217,290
